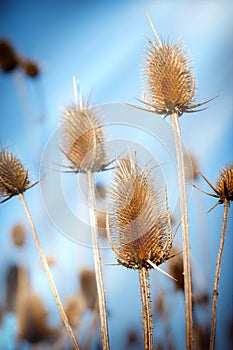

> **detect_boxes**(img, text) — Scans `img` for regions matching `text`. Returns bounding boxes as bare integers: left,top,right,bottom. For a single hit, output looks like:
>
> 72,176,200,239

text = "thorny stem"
86,171,110,350
209,199,229,350
170,113,193,349
138,267,153,350
18,193,80,350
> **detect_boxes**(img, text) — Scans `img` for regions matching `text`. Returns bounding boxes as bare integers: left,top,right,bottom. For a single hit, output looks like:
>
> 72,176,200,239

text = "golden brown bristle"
61,104,107,173
143,40,196,116
0,148,30,202
11,223,27,247
107,157,172,269
215,163,233,203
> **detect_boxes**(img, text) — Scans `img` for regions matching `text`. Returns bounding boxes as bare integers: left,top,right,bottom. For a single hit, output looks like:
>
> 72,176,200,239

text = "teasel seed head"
215,163,233,203
197,162,233,210
107,156,173,270
0,148,37,203
141,15,214,117
61,87,109,173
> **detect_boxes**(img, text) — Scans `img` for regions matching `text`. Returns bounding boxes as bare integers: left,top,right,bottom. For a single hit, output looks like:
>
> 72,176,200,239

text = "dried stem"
86,171,110,350
18,193,80,350
209,199,229,350
170,113,193,349
138,267,153,350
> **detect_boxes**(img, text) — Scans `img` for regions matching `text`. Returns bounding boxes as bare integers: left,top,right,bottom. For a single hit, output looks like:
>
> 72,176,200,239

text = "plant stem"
209,199,229,350
86,171,110,350
18,193,80,350
138,267,153,350
170,113,193,349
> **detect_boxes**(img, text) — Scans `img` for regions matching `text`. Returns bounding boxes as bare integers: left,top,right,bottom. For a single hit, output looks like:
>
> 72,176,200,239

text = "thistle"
0,148,80,350
60,77,110,350
140,14,216,348
195,162,233,350
107,156,174,350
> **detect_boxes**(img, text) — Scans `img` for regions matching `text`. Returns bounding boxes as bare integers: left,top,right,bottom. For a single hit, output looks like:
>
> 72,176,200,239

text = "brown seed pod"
80,269,97,310
0,148,37,203
11,223,27,247
107,156,173,269
61,100,108,173
0,39,19,72
20,59,40,78
141,18,214,117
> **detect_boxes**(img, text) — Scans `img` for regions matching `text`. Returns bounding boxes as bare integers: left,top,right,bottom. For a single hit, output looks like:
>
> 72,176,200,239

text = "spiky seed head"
61,102,107,173
143,39,196,116
11,223,26,247
107,157,173,269
141,18,214,116
0,148,32,202
215,162,233,203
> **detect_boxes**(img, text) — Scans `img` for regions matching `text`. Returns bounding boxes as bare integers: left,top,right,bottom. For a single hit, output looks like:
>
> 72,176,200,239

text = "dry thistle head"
0,148,37,203
198,162,233,209
61,92,109,173
11,223,27,247
107,156,173,270
141,16,213,117
215,163,233,203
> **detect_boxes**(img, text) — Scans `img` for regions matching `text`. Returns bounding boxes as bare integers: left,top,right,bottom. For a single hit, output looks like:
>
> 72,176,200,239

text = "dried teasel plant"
194,162,233,350
60,77,110,350
16,291,57,344
0,147,80,350
139,14,216,349
107,156,175,350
